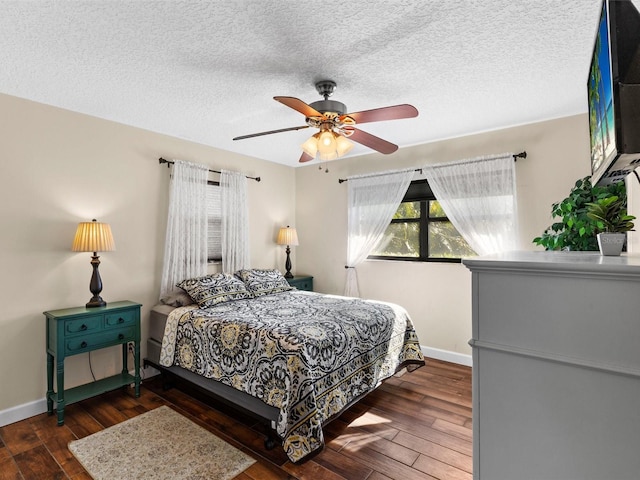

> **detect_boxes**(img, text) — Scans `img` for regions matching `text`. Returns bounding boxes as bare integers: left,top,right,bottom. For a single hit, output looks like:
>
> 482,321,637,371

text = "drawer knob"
118,317,124,323
118,333,125,340
80,324,87,331
80,341,87,348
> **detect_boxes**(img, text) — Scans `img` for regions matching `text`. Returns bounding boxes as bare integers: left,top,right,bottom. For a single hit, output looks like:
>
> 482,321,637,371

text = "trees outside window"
369,180,475,262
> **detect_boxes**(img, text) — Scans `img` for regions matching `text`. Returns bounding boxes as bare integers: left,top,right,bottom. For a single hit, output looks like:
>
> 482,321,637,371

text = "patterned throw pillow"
237,269,293,297
177,273,253,308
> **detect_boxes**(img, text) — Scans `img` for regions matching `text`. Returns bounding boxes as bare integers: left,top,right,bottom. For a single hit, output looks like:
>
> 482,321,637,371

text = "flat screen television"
588,0,640,186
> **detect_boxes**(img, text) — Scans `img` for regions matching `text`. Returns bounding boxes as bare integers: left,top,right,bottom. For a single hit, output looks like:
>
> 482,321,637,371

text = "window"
207,181,222,262
369,179,475,262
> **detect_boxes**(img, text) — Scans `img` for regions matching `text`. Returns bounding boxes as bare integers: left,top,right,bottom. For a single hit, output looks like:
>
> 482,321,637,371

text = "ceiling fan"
232,80,419,163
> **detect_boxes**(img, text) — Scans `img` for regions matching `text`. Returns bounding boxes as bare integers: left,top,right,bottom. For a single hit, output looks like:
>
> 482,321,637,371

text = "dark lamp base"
283,245,294,279
86,254,107,308
86,297,106,308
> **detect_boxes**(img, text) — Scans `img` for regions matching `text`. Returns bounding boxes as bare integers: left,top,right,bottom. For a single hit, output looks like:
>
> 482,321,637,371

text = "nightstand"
286,275,313,292
44,300,141,425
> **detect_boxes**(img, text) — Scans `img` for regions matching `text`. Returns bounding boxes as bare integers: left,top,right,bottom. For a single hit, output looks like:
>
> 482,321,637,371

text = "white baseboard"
422,345,472,367
0,398,49,428
0,366,160,428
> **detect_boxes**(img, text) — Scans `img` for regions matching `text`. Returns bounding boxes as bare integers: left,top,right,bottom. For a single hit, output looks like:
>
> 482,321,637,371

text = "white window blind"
207,182,222,261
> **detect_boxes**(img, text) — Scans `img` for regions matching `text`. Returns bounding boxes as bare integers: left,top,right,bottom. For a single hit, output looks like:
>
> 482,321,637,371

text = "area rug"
68,406,255,480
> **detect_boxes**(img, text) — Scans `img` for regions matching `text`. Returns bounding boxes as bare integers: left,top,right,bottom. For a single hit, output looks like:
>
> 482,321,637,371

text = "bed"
145,269,425,463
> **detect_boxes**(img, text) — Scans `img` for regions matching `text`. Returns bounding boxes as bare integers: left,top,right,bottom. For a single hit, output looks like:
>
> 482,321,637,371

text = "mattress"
149,304,175,343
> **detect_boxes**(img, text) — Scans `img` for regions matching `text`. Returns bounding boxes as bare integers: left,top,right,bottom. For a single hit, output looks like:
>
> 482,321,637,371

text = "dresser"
44,300,141,425
285,275,313,291
463,252,640,480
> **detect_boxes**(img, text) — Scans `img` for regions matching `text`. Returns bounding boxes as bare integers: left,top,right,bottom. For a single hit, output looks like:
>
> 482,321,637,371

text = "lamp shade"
300,133,319,157
72,219,116,253
276,226,299,246
317,130,337,156
335,134,354,156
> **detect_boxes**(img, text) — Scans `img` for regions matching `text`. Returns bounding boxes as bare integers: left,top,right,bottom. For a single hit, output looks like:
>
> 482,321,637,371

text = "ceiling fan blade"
299,152,314,163
349,128,398,154
274,96,324,118
233,125,309,141
344,104,418,124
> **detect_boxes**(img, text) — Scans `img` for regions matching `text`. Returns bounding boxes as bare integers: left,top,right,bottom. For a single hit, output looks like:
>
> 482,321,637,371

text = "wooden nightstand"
44,300,141,425
286,275,313,292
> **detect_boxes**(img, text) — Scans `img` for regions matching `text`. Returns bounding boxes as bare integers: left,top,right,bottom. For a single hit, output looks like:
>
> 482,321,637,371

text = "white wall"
0,93,295,414
295,114,592,360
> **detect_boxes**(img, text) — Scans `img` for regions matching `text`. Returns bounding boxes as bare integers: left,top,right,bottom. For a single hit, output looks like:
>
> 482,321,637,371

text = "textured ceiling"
0,0,617,166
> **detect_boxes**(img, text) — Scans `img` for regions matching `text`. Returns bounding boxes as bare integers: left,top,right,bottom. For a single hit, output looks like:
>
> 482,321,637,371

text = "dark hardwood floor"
0,359,472,480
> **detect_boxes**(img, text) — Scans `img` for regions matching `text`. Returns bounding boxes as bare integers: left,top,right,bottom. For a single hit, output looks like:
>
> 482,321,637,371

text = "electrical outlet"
127,342,135,354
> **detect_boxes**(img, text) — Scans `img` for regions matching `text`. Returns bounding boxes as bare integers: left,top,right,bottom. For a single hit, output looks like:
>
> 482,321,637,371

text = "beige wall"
2,91,627,418
294,114,593,358
0,93,295,413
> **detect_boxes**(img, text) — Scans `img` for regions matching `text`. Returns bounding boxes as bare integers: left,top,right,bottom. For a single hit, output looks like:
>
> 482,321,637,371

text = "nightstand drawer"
105,310,137,328
65,327,134,354
65,316,101,335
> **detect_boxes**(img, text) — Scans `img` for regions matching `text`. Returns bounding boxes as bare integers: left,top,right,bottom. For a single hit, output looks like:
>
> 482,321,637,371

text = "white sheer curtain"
160,159,209,299
345,169,415,297
221,169,250,273
423,153,518,256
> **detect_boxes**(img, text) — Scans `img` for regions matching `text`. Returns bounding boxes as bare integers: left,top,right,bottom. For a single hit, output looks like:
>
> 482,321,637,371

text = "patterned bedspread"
159,290,424,462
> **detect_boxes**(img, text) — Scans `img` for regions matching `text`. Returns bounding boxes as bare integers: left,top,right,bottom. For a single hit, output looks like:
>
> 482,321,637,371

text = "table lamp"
72,219,116,307
276,226,298,278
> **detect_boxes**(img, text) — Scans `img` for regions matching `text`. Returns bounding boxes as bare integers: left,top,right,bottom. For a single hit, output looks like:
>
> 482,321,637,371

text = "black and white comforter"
160,290,424,462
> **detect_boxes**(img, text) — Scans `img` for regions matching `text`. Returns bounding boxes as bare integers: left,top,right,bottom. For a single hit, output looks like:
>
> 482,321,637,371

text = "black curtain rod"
337,151,527,184
338,168,422,184
158,158,261,182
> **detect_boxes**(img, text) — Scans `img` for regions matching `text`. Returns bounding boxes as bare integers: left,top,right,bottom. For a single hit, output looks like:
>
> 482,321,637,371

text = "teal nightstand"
44,300,141,425
286,275,313,292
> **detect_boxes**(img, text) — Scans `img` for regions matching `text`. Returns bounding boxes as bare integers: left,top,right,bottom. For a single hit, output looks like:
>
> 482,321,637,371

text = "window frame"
367,179,469,263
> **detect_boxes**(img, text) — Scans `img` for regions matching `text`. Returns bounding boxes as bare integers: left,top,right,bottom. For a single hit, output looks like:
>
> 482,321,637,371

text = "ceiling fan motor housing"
309,99,347,116
310,80,346,115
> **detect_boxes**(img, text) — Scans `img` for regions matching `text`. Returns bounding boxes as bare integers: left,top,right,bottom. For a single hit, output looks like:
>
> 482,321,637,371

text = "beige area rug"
68,406,255,480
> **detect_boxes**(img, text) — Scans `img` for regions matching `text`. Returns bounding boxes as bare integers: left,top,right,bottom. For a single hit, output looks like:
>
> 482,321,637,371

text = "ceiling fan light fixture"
317,130,336,153
335,135,354,156
300,133,319,157
301,129,353,161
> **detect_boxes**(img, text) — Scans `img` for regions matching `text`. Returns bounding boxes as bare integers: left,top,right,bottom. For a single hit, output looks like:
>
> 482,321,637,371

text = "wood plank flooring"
0,359,472,480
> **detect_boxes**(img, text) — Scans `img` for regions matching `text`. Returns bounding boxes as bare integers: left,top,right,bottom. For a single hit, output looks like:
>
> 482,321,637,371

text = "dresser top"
463,251,640,275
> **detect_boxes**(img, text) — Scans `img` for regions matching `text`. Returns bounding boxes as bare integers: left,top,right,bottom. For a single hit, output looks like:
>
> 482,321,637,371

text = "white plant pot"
596,232,626,256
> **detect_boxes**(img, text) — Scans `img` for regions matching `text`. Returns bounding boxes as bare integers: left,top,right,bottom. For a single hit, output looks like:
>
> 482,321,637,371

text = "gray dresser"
463,251,640,480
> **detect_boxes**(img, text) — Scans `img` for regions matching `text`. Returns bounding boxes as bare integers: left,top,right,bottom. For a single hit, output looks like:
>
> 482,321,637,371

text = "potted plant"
586,195,635,255
533,177,627,251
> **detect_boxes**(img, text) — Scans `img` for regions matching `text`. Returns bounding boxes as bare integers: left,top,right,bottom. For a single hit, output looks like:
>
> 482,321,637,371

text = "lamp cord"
88,351,96,382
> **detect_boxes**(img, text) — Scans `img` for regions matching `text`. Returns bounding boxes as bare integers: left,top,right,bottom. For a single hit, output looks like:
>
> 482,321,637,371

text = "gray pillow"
177,273,253,308
160,290,194,307
237,268,293,297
